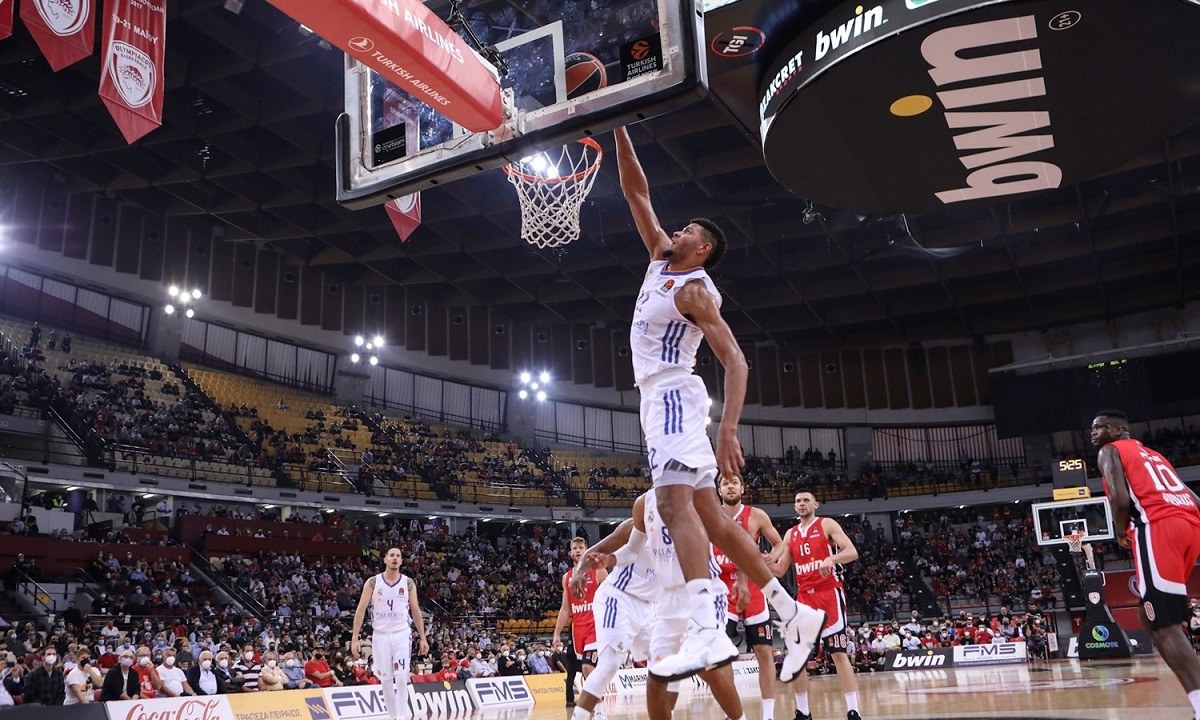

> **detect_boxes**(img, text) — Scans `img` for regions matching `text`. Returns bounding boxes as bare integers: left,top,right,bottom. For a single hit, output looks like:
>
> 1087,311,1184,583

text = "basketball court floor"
525,658,1191,720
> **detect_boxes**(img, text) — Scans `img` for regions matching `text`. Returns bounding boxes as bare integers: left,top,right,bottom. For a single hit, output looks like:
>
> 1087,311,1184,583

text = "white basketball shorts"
640,373,717,489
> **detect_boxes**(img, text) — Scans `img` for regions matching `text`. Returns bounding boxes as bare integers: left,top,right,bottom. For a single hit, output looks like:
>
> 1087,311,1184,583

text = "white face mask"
244,652,254,661
164,656,176,666
43,655,57,665
201,660,212,670
266,660,277,668
218,659,229,669
139,657,151,667
285,660,295,668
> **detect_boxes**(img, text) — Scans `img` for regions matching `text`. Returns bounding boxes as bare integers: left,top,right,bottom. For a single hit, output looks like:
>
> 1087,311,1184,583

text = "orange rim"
503,137,603,183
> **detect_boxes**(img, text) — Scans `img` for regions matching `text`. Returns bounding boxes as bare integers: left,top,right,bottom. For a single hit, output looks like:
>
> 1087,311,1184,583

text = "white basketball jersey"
604,541,658,603
643,489,721,591
631,261,722,387
371,573,412,634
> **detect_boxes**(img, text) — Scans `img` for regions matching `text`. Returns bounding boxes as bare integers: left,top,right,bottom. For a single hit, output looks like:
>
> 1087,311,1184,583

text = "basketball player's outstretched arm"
408,577,429,656
675,281,747,479
552,575,573,649
767,527,794,577
350,575,375,659
1096,446,1132,548
614,127,670,259
571,518,636,596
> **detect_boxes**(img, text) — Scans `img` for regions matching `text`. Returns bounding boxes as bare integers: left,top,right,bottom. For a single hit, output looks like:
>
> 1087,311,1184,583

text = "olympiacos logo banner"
20,0,94,70
99,0,166,143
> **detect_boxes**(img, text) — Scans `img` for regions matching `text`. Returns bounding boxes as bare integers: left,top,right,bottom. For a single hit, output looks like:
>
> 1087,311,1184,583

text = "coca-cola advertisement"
20,0,94,70
99,0,166,144
108,696,234,720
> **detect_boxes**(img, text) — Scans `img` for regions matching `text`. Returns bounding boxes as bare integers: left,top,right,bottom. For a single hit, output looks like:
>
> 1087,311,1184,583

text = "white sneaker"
594,707,607,720
648,620,739,681
778,602,826,683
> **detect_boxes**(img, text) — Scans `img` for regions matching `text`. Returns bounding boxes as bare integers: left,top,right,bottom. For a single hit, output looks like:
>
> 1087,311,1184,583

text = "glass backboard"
1031,497,1116,547
337,0,705,209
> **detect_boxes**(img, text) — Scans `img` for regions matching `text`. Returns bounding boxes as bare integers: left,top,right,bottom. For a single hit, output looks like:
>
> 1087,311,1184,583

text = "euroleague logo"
629,40,652,61
108,40,156,108
33,0,89,36
710,26,765,58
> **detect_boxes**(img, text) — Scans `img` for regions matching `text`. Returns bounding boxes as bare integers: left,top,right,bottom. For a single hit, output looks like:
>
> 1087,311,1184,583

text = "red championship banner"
20,0,94,70
99,0,166,144
265,0,502,132
385,193,422,242
0,0,13,41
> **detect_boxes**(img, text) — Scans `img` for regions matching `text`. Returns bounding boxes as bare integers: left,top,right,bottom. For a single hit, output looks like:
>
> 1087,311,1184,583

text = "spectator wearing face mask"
24,650,65,705
214,651,242,691
258,652,286,691
134,646,163,698
157,649,194,697
0,654,24,707
468,651,493,678
280,652,311,690
233,645,261,692
304,647,340,688
64,652,96,704
186,651,226,696
527,648,551,674
102,650,140,701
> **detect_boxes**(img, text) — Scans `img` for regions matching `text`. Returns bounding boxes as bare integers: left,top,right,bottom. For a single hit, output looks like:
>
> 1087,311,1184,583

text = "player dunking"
1091,411,1200,720
554,537,607,707
351,548,429,720
615,126,823,683
770,491,862,720
717,474,785,720
572,490,749,720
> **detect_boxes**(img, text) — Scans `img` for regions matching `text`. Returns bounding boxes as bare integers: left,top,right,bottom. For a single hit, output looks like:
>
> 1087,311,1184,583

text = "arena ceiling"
2,0,1200,355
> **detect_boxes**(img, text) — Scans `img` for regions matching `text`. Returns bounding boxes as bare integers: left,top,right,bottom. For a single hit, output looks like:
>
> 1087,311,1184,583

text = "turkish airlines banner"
20,0,94,71
0,0,13,42
385,193,422,242
265,0,502,132
99,0,166,144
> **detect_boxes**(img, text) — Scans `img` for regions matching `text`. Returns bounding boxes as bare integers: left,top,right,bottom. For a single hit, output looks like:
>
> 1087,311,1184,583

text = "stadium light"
372,335,384,347
519,371,532,384
518,389,528,400
539,371,550,383
191,289,202,300
530,382,539,390
185,308,195,318
350,353,361,364
164,304,175,315
365,342,374,351
536,390,546,402
354,335,364,347
168,285,179,297
369,356,379,366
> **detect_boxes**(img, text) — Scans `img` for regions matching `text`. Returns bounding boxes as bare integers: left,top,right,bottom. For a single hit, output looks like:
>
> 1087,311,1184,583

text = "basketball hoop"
1065,530,1084,554
504,137,603,249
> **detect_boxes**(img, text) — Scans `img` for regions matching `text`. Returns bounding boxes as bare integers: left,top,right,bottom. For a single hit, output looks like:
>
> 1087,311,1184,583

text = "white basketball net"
1065,531,1084,554
504,137,603,249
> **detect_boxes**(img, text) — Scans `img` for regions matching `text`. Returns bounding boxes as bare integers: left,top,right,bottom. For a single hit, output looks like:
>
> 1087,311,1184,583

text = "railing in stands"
183,541,268,622
13,570,56,617
106,443,264,486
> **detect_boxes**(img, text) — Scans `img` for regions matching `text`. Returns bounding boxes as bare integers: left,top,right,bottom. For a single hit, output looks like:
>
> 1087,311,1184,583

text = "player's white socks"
1188,689,1200,718
686,579,720,628
844,691,859,713
764,579,798,622
794,692,810,714
762,697,775,720
571,707,591,720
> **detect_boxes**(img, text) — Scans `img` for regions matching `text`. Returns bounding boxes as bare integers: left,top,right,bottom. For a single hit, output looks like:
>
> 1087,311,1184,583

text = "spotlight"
369,356,378,366
192,289,202,299
350,353,361,364
530,382,539,391
354,336,364,347
185,308,195,318
167,285,179,297
365,342,374,351
164,304,175,315
536,390,546,402
372,335,384,347
539,371,550,383
519,371,532,384
518,389,528,400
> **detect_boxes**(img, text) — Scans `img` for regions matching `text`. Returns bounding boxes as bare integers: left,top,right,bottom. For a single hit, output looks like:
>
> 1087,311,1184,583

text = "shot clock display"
1052,457,1088,487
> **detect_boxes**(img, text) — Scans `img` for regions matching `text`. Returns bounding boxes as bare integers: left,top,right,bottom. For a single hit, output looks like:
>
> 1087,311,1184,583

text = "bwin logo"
892,653,945,668
815,5,886,61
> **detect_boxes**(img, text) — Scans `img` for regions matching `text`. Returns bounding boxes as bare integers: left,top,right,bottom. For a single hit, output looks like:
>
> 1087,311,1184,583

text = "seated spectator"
101,649,139,701
305,647,340,688
187,651,225,696
281,652,310,690
64,652,96,705
233,645,261,691
1,654,24,707
157,649,194,697
258,652,286,691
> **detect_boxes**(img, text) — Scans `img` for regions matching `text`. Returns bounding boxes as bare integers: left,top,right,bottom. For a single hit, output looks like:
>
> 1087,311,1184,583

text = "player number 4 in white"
1143,460,1187,493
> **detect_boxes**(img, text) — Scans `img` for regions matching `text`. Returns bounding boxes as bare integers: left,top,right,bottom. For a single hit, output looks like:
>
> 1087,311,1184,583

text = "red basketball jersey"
717,504,758,586
563,567,599,636
1105,439,1200,527
790,517,842,593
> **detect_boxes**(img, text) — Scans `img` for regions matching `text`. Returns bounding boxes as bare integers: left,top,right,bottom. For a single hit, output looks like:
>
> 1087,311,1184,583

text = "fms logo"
815,5,886,61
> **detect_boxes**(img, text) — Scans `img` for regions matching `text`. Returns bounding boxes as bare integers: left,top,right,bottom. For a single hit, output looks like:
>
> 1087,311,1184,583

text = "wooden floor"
530,658,1192,720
